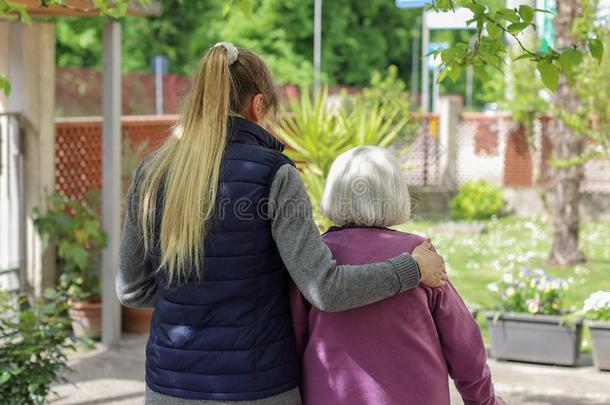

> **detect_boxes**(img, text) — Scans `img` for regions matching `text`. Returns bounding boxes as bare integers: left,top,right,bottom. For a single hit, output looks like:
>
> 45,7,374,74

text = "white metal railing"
0,113,23,293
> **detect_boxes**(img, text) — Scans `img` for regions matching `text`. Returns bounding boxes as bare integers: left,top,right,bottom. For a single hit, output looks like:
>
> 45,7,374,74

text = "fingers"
427,270,447,288
416,239,432,250
432,279,447,288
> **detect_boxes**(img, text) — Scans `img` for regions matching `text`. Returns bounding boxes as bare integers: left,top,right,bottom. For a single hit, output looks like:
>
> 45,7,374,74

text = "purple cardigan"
289,227,498,405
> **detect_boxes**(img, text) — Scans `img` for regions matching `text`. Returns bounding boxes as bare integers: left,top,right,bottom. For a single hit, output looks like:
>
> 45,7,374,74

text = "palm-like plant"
276,85,411,230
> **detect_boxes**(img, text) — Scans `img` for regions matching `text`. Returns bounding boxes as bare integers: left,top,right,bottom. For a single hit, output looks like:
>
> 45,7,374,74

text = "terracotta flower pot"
122,306,153,334
68,299,102,339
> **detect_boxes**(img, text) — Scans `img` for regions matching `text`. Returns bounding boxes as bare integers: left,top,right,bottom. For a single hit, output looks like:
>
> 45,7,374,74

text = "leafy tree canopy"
52,0,421,88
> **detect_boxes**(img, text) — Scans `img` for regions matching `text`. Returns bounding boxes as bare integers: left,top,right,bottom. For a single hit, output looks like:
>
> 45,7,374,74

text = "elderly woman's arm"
432,282,498,405
269,164,422,312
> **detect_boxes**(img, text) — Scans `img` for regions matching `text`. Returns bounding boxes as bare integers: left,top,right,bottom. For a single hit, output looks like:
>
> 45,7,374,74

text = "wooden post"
421,12,430,113
101,21,122,346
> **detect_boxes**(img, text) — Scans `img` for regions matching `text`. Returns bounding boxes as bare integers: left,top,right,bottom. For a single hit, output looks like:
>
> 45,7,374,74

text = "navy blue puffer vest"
145,118,300,400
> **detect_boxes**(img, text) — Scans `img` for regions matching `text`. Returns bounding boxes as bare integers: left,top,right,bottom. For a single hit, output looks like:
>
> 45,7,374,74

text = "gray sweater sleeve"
115,176,157,309
269,164,420,312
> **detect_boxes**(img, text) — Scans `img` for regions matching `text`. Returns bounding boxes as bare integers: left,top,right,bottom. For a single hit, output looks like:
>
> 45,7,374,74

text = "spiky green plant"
277,84,412,229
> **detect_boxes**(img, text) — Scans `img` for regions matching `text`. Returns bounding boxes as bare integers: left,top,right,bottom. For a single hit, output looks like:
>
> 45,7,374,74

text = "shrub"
450,180,504,220
0,288,77,404
487,269,572,315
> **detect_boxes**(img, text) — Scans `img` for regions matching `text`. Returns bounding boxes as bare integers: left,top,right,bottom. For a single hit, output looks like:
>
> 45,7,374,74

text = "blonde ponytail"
137,45,279,284
138,46,232,284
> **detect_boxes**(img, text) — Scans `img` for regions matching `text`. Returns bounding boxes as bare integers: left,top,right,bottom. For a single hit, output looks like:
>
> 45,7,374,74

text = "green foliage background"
55,0,422,89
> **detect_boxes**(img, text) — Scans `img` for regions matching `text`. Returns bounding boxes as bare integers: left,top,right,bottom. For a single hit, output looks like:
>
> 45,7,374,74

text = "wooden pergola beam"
7,0,160,17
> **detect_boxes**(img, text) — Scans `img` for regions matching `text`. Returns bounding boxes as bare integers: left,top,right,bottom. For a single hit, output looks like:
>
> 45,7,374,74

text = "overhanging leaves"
558,48,583,83
537,60,559,92
588,37,604,64
518,5,534,24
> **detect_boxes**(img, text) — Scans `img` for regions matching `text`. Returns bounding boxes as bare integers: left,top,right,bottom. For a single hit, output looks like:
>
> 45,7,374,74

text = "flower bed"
486,269,582,366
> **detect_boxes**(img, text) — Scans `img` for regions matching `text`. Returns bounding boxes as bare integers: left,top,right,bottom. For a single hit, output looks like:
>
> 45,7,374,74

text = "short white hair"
320,146,410,227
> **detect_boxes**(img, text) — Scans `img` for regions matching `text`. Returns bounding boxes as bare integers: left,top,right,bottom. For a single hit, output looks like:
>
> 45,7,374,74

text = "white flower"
502,273,514,284
583,291,610,313
487,283,499,293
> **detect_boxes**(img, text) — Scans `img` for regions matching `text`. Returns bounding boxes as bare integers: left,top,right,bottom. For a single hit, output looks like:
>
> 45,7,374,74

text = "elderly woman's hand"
412,239,447,288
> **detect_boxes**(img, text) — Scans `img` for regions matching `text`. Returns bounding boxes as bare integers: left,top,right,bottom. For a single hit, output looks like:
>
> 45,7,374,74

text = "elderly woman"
290,146,499,405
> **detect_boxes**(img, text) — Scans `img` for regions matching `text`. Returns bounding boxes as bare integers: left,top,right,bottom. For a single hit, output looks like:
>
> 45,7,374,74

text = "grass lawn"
395,216,610,348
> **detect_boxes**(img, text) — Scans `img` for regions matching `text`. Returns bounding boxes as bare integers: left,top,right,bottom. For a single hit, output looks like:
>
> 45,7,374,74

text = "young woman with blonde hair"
116,42,447,405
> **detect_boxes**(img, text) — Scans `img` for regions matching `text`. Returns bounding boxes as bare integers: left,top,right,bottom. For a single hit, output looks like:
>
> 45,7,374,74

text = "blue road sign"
150,55,169,75
395,0,428,9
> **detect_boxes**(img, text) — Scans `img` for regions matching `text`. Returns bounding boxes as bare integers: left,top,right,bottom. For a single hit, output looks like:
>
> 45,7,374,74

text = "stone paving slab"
50,334,610,405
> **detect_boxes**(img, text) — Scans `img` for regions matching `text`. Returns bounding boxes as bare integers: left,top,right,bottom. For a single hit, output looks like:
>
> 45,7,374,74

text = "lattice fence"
391,113,441,187
55,116,176,201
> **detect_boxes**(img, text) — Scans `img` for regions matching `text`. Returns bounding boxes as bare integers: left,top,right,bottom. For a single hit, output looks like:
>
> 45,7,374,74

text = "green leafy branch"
0,0,31,23
429,0,605,92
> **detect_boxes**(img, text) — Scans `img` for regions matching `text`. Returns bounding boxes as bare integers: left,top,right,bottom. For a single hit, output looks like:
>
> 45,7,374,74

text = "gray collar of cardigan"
228,116,286,153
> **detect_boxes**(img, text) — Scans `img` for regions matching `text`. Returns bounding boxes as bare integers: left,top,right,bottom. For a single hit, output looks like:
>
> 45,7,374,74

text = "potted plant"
582,291,610,371
33,193,106,339
485,268,582,366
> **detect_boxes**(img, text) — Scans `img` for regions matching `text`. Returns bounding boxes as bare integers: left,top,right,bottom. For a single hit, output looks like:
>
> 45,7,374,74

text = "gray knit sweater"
116,164,421,405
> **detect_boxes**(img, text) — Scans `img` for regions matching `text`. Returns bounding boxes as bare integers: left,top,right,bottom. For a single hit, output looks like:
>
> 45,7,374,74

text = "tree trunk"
547,0,585,265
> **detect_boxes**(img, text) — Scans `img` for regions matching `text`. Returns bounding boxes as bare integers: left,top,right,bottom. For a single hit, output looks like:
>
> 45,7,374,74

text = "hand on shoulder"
412,238,447,288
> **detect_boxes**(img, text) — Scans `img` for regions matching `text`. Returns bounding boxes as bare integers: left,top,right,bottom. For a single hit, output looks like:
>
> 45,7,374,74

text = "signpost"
396,0,427,110
421,8,476,112
313,0,322,94
395,2,477,111
427,42,448,113
539,0,556,52
150,55,169,115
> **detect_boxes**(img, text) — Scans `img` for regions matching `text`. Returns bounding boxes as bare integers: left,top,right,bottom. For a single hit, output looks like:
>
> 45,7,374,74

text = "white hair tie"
213,42,238,65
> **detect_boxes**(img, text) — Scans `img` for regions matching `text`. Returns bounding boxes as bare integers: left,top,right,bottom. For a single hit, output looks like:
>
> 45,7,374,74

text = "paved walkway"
50,334,610,405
